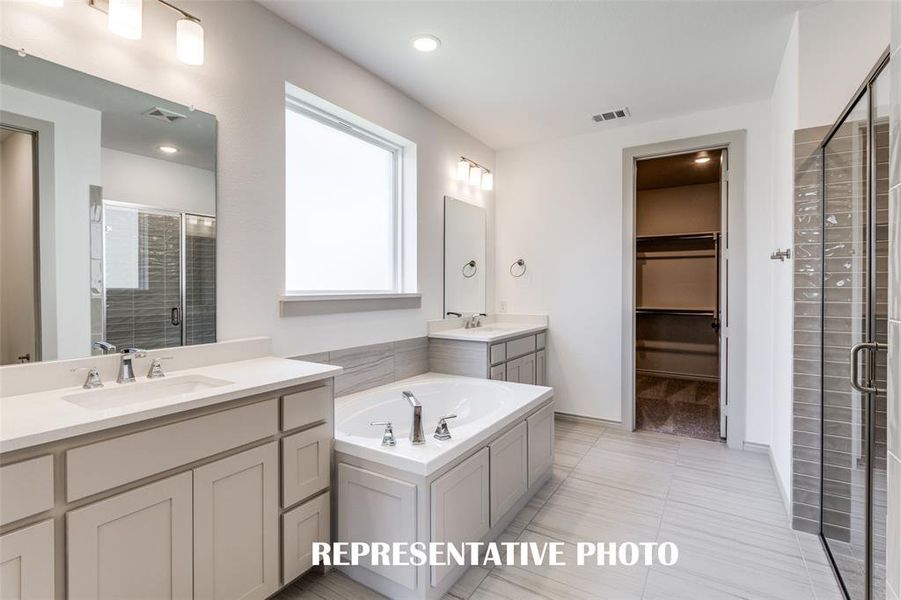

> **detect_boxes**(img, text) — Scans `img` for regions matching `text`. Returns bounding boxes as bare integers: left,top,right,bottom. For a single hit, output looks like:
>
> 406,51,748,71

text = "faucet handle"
434,414,457,440
71,367,104,389
147,357,174,379
370,421,396,447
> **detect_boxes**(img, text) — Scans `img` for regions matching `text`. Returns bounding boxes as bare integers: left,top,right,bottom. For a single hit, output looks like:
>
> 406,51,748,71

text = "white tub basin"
62,375,233,411
335,373,552,475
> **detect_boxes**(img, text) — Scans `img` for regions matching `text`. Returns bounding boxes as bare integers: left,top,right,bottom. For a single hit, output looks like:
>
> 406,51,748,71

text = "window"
284,90,415,297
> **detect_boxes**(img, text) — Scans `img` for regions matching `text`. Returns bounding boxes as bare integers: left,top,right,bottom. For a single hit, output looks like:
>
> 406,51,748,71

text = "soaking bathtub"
333,373,555,599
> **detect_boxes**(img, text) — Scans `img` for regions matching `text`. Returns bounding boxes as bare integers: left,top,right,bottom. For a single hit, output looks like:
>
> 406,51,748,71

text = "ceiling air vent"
143,107,187,123
592,107,631,122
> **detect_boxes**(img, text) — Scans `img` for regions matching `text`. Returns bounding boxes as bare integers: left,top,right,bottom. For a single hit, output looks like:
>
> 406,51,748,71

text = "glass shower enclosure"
817,52,889,600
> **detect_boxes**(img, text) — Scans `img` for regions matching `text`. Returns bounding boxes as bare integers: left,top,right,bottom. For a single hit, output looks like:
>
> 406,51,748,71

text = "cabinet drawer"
282,492,330,585
489,422,527,526
67,399,278,502
489,343,506,365
536,332,547,349
282,423,331,507
0,456,53,526
506,335,536,359
282,384,332,432
489,364,506,381
1,519,54,600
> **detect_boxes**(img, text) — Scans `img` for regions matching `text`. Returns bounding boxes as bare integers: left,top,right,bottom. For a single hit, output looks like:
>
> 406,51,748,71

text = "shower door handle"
171,307,181,326
850,342,882,394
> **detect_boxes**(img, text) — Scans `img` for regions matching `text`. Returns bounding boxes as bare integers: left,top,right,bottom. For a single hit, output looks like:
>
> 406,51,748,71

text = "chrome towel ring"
509,258,526,278
462,260,477,278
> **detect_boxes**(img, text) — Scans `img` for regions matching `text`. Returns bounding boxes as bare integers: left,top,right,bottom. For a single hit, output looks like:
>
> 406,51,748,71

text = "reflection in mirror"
0,46,217,364
443,196,486,316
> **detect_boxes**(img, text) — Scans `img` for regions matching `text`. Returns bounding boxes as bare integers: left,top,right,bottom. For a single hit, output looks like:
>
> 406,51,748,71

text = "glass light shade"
468,165,482,187
481,172,494,191
108,0,142,40
456,159,470,181
176,18,204,65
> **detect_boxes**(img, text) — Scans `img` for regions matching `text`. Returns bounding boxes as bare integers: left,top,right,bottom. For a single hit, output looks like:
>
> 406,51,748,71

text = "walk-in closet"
634,149,726,441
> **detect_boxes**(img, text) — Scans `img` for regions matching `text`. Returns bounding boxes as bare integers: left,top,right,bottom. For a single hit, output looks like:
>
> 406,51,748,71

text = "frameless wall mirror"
0,46,217,365
443,196,486,317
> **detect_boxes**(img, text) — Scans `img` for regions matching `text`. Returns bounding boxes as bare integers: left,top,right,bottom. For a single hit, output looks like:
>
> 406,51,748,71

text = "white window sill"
280,293,421,303
279,293,422,316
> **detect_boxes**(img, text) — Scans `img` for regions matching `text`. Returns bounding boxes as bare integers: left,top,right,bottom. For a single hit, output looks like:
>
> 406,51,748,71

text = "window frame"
284,96,407,297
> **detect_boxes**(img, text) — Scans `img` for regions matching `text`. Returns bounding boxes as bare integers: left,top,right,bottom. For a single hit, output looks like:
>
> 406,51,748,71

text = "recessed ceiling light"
159,145,179,154
412,35,440,52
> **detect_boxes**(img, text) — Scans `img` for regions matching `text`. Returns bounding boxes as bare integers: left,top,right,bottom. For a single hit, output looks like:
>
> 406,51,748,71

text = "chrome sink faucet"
465,313,487,329
117,348,147,384
92,340,117,355
403,391,425,445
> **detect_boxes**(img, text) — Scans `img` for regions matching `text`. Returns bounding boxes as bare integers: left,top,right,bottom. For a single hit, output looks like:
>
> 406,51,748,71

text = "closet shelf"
636,307,716,316
635,231,718,242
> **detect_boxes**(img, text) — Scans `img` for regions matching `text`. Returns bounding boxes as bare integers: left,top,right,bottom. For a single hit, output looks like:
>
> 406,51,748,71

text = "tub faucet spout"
403,391,425,445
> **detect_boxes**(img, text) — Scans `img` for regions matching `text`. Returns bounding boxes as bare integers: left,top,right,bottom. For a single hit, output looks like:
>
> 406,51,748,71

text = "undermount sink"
62,375,233,411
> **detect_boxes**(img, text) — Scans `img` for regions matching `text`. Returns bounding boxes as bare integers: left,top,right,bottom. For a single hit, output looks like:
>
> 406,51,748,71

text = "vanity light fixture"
158,145,178,153
456,156,493,191
412,35,440,52
90,0,204,65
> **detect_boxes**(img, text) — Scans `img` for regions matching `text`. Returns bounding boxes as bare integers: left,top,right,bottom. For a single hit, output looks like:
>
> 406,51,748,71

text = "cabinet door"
489,422,528,526
430,448,489,587
1,519,54,600
517,353,536,385
489,364,506,381
282,492,330,585
504,357,520,383
67,472,193,600
527,403,555,487
536,350,547,386
194,443,279,600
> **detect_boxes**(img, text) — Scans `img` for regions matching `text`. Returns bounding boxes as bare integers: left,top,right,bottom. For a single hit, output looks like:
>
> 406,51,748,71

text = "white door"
0,519,54,600
718,149,729,439
67,472,193,600
193,443,279,600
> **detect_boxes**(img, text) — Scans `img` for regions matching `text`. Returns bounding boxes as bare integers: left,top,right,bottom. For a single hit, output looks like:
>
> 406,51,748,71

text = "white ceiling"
261,1,811,149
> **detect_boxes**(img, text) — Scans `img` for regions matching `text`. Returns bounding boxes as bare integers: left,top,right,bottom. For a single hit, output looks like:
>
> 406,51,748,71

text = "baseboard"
554,411,624,428
743,441,792,520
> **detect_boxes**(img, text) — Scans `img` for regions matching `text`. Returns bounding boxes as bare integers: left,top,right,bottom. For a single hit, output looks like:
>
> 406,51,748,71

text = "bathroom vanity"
428,318,548,385
0,348,340,600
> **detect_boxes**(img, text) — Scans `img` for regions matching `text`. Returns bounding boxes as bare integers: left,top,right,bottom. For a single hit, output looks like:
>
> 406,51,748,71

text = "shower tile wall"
185,216,217,345
792,124,829,535
887,12,900,600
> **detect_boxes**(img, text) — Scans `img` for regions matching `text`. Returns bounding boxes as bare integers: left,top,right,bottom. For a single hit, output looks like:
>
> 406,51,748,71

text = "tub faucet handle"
434,414,457,441
370,421,396,447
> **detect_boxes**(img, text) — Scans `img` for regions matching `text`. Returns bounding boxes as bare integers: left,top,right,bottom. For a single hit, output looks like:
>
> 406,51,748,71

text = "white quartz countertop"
427,322,547,343
0,357,341,453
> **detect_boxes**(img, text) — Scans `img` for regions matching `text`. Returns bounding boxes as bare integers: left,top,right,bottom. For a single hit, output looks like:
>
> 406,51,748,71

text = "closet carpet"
635,375,720,442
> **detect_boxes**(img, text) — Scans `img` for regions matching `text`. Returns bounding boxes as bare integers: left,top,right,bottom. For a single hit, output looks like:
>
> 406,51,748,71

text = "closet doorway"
633,149,727,442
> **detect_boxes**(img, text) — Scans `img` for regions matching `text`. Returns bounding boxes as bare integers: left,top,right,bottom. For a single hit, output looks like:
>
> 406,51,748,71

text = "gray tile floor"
277,418,844,600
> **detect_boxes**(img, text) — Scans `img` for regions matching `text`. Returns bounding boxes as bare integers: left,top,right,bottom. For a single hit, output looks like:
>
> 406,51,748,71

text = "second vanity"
0,339,341,600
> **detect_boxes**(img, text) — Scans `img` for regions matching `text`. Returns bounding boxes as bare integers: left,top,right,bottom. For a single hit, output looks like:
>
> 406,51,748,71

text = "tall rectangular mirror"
0,46,217,364
443,196,486,316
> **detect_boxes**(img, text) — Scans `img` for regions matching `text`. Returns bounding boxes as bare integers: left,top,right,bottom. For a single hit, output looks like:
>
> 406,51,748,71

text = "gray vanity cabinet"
430,330,547,385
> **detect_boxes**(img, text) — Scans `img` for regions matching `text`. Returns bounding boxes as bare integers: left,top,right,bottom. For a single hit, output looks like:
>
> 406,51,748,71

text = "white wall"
495,101,774,444
768,14,800,505
101,148,216,215
797,0,891,129
0,84,101,360
0,0,494,358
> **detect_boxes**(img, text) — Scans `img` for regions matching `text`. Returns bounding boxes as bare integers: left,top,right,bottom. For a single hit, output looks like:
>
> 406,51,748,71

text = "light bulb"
481,172,494,191
176,18,204,66
456,159,470,181
108,0,142,40
469,165,482,187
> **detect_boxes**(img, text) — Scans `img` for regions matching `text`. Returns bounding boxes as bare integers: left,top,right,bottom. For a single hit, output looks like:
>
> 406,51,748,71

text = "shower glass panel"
819,59,889,600
103,205,183,351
